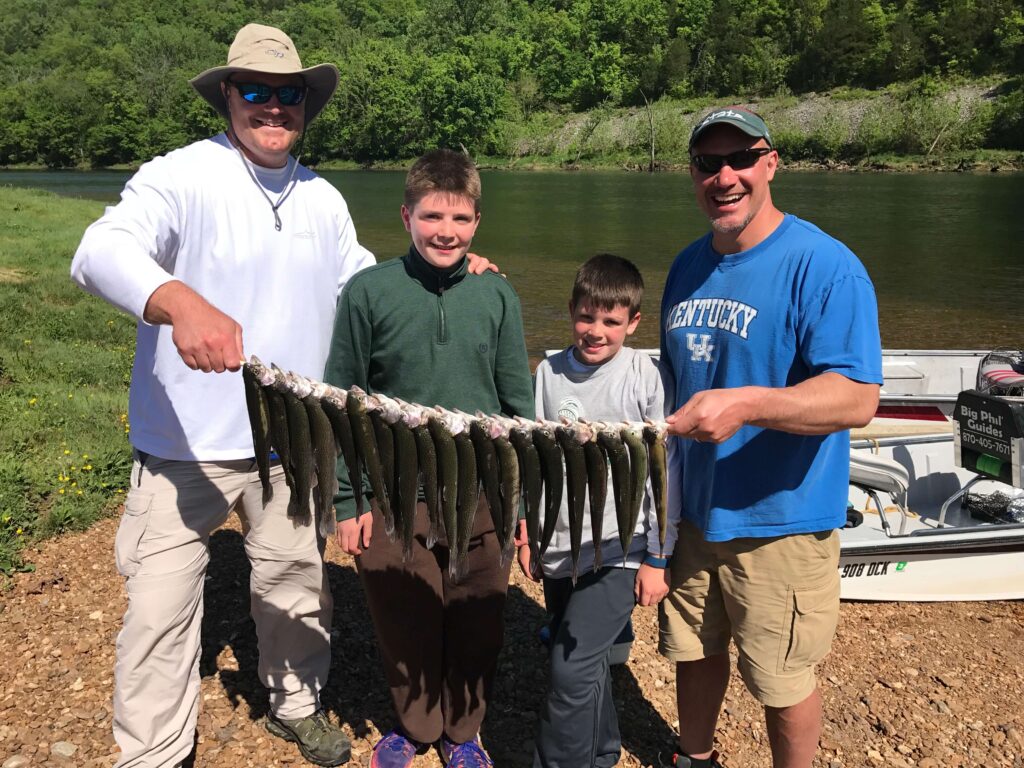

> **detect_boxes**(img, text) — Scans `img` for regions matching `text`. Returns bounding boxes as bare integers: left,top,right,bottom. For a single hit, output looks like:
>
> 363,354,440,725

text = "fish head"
374,394,404,424
487,416,513,440
310,381,333,400
554,423,582,447
643,420,668,442
286,372,314,399
574,421,597,443
247,355,270,379
439,409,468,436
621,422,645,443
252,362,277,387
401,403,425,429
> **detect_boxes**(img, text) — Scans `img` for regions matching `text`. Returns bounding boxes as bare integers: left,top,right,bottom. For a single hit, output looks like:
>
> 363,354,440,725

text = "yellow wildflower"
63,449,71,455
58,488,65,494
16,528,23,535
28,397,37,406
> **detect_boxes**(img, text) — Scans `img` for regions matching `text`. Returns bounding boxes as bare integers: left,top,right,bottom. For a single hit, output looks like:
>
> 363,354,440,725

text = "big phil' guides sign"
954,390,1024,488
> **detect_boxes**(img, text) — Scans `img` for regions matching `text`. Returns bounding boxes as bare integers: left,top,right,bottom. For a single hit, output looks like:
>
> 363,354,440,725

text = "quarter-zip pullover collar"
402,245,468,294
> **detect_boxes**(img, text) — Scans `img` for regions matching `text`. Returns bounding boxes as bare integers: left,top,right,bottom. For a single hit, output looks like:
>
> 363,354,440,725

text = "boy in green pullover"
324,149,535,768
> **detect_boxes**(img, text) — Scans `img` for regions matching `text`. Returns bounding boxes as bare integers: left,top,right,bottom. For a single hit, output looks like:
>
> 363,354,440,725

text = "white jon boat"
619,348,1024,602
842,350,1024,602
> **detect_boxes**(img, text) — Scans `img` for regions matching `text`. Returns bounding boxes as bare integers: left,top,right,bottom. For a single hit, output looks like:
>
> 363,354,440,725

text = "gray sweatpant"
533,566,636,768
112,454,332,768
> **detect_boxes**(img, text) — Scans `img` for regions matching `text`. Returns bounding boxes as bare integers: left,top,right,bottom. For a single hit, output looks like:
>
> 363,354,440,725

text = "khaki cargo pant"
112,453,332,768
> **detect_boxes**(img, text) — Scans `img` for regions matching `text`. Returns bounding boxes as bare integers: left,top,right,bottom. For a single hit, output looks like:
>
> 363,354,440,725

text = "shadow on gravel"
195,530,674,767
613,663,677,766
200,529,268,716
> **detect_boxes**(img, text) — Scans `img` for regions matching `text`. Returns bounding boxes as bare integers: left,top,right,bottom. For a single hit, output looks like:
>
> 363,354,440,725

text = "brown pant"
356,497,512,744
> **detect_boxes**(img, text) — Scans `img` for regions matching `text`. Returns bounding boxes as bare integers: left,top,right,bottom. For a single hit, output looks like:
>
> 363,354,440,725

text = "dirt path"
2,516,1022,767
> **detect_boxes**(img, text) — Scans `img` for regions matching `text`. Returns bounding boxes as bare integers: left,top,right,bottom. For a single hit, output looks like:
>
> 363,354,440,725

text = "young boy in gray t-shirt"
516,253,676,768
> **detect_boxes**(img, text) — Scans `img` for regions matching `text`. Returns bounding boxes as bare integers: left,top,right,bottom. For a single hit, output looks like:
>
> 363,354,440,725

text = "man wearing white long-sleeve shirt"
70,24,369,768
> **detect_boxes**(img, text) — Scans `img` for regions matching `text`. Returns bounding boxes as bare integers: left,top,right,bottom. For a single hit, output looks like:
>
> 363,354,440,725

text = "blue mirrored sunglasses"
230,81,306,107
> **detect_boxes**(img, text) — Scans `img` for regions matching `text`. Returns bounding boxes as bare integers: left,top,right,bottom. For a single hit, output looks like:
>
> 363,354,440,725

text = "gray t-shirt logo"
557,396,583,422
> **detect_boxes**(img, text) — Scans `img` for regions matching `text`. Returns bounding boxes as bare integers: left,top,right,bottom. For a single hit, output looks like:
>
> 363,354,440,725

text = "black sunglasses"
229,81,306,107
690,147,772,174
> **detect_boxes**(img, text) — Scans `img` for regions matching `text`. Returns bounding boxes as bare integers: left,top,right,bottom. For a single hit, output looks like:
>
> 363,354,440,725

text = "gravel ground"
2,515,1022,768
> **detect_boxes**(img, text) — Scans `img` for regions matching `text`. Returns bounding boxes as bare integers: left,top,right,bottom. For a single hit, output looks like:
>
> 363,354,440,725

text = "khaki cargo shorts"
659,522,840,708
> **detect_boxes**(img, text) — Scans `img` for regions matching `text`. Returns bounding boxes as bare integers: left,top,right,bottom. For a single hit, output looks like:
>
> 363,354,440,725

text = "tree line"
1,0,1022,168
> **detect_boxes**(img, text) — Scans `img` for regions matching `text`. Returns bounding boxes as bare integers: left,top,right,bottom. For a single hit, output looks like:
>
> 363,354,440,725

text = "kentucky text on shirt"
664,297,759,339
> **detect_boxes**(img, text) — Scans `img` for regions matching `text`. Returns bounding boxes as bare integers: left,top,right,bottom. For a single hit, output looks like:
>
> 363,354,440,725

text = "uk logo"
687,333,714,362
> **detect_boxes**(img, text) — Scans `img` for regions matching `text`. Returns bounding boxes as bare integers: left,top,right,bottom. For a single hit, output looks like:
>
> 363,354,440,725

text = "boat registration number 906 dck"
840,560,906,578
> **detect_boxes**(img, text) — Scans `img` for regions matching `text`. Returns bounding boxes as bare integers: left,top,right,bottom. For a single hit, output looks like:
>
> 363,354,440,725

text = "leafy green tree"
795,0,890,88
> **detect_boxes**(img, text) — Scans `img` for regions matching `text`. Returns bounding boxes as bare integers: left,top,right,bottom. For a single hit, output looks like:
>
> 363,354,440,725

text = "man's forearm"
745,372,880,434
143,279,200,325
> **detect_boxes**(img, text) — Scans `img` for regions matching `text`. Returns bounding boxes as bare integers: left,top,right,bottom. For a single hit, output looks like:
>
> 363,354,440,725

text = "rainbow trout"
469,416,503,555
555,421,588,584
320,385,364,518
643,422,669,557
243,357,274,505
531,420,564,566
274,366,313,523
509,420,543,579
579,421,608,571
302,379,340,538
598,425,632,564
620,423,648,558
403,404,440,550
262,370,296,503
367,399,396,540
379,395,419,561
347,386,392,535
446,411,478,584
488,416,521,568
428,411,459,564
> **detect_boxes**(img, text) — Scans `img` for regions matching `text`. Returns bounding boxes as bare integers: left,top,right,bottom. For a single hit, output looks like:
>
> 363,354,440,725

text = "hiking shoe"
661,750,722,768
371,729,425,768
440,734,494,767
266,709,351,767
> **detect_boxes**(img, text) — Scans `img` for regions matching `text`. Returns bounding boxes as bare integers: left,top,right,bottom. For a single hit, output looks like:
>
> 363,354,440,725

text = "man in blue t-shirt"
657,107,883,768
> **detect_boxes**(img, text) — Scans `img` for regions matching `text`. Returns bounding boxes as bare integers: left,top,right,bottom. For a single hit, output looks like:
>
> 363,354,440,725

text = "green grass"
0,186,134,575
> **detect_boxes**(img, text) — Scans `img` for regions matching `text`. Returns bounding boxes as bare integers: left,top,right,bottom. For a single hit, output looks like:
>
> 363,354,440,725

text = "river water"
3,167,1021,359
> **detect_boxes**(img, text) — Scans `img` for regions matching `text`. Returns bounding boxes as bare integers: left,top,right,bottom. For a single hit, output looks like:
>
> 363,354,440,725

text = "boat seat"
850,453,911,536
850,452,910,496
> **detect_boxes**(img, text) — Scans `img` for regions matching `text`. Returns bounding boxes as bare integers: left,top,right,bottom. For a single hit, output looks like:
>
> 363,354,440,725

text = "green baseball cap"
689,107,773,150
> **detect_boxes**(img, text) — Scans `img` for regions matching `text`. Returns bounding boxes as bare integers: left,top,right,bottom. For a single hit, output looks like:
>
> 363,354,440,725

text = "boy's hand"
515,520,540,582
635,563,670,606
336,512,373,555
466,252,500,275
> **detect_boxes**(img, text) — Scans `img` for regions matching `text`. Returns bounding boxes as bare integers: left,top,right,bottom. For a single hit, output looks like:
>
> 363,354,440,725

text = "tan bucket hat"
190,23,339,126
